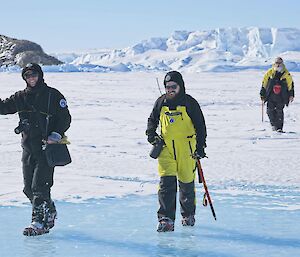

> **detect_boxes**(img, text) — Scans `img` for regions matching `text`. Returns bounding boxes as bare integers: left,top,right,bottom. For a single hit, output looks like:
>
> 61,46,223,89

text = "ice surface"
1,191,299,257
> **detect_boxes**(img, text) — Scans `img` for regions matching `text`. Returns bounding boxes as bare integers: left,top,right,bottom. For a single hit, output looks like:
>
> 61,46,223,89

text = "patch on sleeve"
59,99,67,108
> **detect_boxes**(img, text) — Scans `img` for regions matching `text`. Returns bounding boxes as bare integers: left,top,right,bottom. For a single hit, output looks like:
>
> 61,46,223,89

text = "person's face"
274,61,283,72
24,71,39,87
165,81,180,99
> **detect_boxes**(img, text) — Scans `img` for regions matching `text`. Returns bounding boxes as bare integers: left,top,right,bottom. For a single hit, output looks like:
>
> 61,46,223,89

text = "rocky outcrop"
0,35,63,67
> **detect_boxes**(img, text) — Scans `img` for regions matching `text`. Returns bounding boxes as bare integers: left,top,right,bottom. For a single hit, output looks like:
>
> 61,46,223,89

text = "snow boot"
157,217,174,232
45,201,57,230
23,221,49,236
181,215,195,226
23,203,49,236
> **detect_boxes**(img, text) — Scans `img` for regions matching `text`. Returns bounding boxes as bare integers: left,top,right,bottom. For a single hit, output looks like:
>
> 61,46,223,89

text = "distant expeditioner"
146,71,207,232
0,63,71,236
260,57,295,132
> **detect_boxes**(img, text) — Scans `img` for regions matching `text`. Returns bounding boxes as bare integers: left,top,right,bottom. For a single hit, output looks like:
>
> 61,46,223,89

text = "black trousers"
158,176,195,221
22,150,54,208
267,101,285,130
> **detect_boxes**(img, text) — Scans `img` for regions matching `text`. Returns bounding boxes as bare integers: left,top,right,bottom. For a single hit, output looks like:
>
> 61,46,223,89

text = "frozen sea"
1,190,300,257
0,71,299,256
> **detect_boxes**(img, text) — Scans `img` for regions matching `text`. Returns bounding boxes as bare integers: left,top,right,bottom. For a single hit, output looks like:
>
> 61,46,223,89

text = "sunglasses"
24,72,38,79
165,85,178,90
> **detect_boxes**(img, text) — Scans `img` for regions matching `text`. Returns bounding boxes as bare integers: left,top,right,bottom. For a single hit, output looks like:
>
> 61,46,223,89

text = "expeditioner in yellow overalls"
146,71,207,232
260,57,295,132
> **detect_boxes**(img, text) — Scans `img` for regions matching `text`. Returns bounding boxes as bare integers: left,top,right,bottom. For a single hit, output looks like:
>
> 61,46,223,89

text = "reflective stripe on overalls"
158,106,197,183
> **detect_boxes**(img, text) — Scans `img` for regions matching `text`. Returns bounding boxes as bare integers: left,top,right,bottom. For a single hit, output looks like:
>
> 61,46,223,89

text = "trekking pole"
156,78,163,96
196,158,217,221
261,100,264,122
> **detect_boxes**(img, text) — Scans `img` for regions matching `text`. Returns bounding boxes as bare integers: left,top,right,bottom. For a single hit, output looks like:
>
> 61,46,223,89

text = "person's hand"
47,132,62,144
195,146,207,159
289,96,294,103
147,132,160,145
260,87,266,102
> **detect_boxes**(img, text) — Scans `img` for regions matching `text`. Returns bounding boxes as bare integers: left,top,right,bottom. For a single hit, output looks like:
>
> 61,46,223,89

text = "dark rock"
0,35,63,67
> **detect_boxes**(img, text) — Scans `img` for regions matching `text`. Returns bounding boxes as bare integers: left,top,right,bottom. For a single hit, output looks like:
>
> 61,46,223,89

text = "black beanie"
163,70,184,86
163,70,185,93
21,63,44,82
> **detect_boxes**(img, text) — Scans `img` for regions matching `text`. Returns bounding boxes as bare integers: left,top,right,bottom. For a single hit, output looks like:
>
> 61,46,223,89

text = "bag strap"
45,90,52,141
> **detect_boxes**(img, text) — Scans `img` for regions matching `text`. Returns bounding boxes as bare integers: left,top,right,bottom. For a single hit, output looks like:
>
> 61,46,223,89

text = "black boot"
44,200,57,230
182,215,195,226
23,203,49,236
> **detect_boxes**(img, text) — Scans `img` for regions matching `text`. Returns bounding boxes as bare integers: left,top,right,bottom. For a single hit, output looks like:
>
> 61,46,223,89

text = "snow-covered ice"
56,27,300,72
0,71,299,256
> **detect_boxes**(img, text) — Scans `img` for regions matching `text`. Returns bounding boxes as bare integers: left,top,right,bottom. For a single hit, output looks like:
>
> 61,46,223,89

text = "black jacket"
146,93,207,149
260,71,294,106
0,83,71,154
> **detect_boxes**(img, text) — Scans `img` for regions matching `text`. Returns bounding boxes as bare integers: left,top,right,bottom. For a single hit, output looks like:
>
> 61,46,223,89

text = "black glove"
260,87,266,101
147,132,160,145
195,145,206,159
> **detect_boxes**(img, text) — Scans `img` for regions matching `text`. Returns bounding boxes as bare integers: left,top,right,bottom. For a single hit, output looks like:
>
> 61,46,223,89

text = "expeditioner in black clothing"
146,71,207,232
260,57,295,132
0,63,71,236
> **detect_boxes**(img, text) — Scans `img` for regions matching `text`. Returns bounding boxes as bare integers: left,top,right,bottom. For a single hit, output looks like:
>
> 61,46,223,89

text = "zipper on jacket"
188,141,193,155
188,141,197,174
172,140,177,160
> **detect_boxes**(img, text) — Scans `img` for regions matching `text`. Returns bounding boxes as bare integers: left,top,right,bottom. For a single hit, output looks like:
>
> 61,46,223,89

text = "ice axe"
195,157,217,221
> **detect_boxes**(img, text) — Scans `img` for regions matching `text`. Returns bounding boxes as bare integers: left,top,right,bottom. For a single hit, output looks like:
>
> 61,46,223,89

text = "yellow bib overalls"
158,106,197,183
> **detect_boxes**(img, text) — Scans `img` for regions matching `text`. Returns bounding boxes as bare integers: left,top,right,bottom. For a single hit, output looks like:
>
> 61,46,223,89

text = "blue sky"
1,0,300,53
